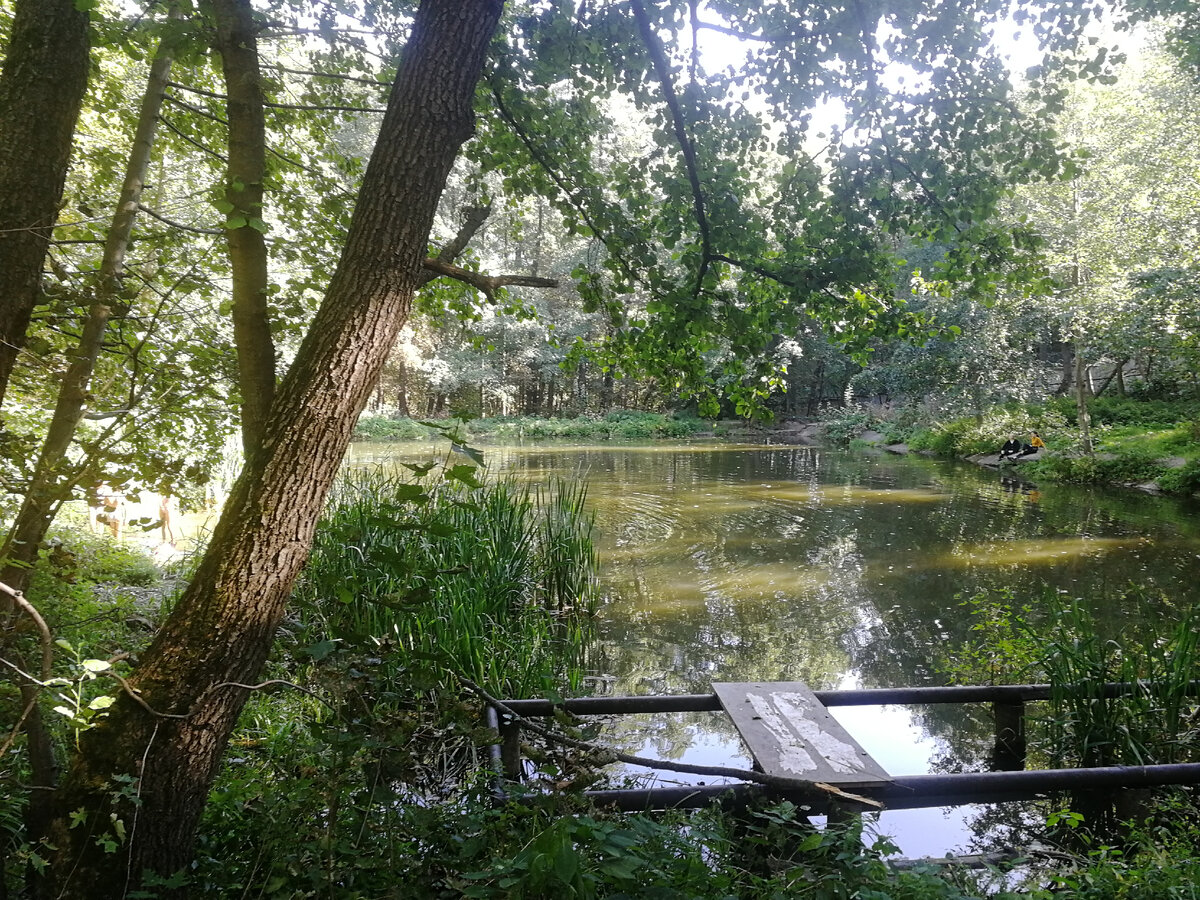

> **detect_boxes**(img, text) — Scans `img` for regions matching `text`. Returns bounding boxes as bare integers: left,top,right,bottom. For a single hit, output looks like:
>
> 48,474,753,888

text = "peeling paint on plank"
714,681,891,787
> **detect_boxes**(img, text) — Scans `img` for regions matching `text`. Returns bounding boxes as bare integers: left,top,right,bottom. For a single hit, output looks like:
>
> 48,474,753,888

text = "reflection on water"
348,440,1200,853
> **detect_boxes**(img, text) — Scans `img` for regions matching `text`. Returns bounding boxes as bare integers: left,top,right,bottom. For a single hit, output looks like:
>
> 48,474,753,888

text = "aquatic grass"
296,467,598,698
948,586,1200,768
1031,595,1200,768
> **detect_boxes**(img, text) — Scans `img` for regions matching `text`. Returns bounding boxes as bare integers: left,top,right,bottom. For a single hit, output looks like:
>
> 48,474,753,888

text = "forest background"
1,0,1200,896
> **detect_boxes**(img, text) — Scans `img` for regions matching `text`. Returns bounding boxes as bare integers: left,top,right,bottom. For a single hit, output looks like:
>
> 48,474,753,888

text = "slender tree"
211,0,275,457
0,11,180,598
0,0,90,405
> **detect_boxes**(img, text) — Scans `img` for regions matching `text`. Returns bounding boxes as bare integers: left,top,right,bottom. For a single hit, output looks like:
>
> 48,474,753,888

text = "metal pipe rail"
487,681,1200,812
497,680,1200,717
579,762,1200,812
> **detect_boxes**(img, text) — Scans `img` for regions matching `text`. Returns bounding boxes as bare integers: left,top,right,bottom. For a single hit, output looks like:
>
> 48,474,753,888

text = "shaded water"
349,440,1200,854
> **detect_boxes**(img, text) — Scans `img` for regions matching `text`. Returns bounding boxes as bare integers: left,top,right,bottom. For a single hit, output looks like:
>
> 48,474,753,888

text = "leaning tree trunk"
0,0,90,405
41,2,504,896
212,0,276,459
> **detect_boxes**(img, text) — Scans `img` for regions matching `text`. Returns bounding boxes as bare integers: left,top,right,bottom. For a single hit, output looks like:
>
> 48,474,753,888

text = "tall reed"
295,467,598,698
1038,597,1200,768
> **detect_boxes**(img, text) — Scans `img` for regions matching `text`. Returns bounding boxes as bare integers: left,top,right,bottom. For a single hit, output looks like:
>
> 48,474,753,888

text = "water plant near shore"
295,467,599,697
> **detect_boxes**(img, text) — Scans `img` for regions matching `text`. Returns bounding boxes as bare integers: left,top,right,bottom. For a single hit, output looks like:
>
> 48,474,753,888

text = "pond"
348,439,1200,855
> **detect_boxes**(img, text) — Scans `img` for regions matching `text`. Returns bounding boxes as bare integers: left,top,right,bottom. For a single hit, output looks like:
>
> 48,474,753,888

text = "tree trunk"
213,0,276,459
0,0,90,405
1074,344,1093,457
395,357,410,416
2,20,178,888
1092,357,1127,399
41,2,504,896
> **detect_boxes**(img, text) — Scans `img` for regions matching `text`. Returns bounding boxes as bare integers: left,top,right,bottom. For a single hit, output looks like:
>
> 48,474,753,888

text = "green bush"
1157,460,1200,495
907,419,982,456
820,408,876,446
1084,396,1200,428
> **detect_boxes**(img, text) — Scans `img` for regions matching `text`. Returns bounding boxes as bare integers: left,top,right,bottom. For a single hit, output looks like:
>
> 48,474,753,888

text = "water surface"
349,440,1200,853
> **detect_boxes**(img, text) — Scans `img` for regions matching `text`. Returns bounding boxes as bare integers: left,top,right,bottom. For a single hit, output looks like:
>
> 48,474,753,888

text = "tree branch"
416,202,492,289
137,203,223,235
269,64,391,87
421,257,557,303
157,114,228,162
488,81,649,302
264,100,385,114
434,203,492,264
163,93,227,125
1,580,52,682
630,0,712,297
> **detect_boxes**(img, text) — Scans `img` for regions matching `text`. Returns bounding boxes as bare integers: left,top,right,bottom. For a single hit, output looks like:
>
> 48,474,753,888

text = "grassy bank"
824,396,1200,494
353,410,711,443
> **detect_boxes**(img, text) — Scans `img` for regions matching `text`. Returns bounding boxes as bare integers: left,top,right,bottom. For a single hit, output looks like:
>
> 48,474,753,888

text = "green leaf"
388,483,428,503
452,442,485,466
223,215,248,230
247,217,268,233
301,639,337,661
88,695,116,711
82,659,111,673
445,465,484,489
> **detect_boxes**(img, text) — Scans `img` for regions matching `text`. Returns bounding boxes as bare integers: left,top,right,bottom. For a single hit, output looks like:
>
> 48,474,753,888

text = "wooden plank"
713,682,892,787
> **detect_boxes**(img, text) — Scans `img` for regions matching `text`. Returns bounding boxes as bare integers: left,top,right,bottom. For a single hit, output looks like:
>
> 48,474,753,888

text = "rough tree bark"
212,0,275,458
41,2,504,896
0,0,90,405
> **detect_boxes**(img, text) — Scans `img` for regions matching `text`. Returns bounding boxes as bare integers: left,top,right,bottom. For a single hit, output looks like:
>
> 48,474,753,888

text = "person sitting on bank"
1030,431,1046,450
999,437,1023,459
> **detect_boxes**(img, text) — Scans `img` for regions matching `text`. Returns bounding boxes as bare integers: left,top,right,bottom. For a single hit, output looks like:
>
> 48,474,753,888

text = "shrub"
820,408,876,446
1157,460,1200,495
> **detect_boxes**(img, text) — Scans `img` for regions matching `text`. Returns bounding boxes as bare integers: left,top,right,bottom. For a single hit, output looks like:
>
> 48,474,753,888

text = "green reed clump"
948,587,1200,769
295,467,598,698
1039,597,1200,768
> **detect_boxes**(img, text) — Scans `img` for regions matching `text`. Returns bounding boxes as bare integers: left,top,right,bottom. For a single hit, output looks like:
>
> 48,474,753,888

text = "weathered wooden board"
713,681,892,787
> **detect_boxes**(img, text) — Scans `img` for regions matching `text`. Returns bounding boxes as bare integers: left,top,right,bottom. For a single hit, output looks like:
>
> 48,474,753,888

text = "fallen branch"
459,676,883,809
0,582,56,767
